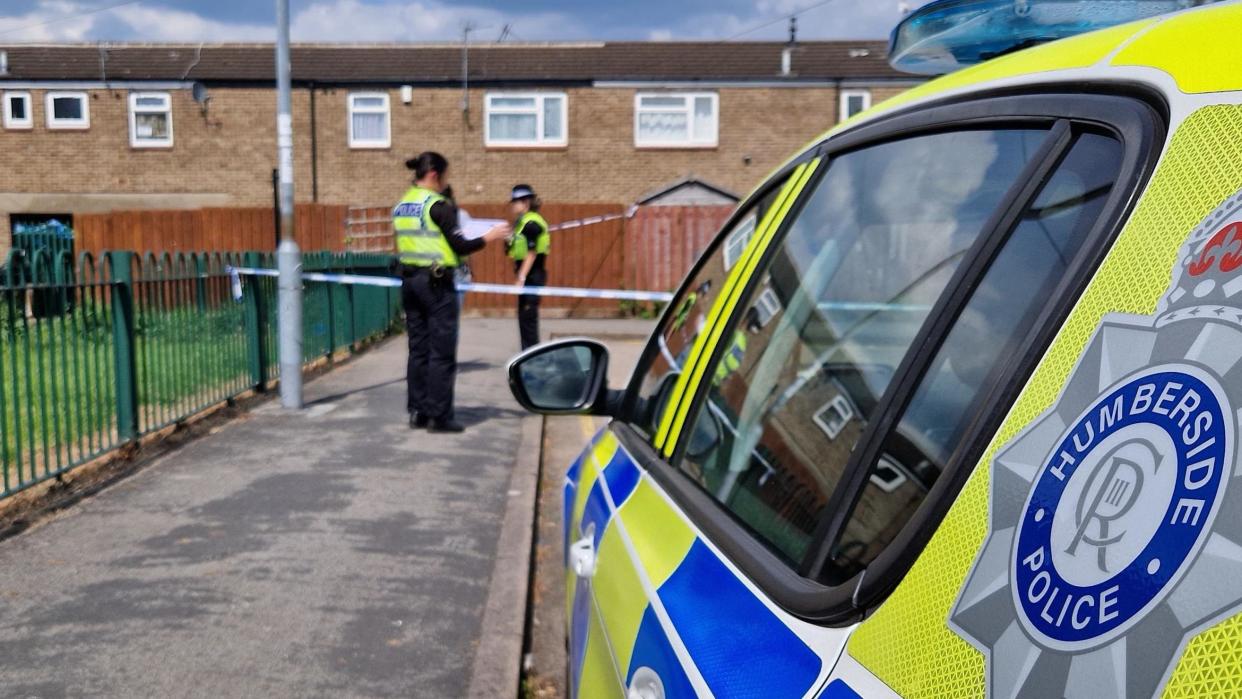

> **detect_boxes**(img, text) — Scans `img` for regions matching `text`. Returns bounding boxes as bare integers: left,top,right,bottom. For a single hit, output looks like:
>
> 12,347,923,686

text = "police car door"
609,94,1159,697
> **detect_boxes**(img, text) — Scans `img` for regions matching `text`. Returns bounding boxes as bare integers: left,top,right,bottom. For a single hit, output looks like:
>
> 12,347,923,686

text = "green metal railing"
0,248,401,500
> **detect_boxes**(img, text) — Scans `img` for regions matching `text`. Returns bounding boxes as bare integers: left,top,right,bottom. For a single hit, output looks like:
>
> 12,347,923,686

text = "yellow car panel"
619,479,698,589
1111,3,1242,94
592,523,649,673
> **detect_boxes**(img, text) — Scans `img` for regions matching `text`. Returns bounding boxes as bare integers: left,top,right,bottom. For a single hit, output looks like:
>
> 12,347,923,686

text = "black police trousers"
402,268,458,421
518,267,546,351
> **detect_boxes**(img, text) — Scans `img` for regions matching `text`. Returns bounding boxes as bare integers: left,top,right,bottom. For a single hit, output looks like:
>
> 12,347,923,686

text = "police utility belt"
400,262,454,280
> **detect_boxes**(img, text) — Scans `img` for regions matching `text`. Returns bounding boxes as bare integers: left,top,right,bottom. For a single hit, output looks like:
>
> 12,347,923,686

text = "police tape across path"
545,206,637,232
226,266,674,303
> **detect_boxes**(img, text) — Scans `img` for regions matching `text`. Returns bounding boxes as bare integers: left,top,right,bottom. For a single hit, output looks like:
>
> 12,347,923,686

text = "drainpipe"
309,81,319,203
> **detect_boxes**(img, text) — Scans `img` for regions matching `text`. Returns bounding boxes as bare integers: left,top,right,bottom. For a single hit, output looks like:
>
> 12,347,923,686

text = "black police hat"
510,184,537,202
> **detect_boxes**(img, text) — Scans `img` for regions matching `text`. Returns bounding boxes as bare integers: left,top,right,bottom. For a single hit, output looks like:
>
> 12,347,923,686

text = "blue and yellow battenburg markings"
565,429,824,697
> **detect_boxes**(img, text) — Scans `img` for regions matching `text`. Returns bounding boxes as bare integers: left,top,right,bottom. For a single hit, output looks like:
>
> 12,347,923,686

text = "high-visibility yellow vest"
671,292,698,331
714,330,748,384
508,211,550,261
392,186,459,268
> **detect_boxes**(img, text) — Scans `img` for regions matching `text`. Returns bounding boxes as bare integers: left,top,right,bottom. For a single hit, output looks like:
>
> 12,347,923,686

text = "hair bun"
405,157,419,170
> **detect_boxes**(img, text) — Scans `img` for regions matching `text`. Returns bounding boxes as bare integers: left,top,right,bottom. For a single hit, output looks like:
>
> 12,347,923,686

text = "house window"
751,287,782,328
348,92,391,149
485,93,567,147
46,91,89,129
3,91,31,129
813,395,856,441
722,211,757,270
839,89,871,122
635,92,718,148
128,92,173,147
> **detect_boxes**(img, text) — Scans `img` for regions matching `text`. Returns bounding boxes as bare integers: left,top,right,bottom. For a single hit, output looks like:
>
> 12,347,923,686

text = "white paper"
459,209,506,240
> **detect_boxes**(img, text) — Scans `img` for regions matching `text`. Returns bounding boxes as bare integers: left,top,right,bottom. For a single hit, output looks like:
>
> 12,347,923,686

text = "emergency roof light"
889,0,1216,75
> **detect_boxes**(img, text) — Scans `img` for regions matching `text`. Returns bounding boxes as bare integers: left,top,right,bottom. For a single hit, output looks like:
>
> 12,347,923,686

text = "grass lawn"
0,292,250,492
0,277,400,496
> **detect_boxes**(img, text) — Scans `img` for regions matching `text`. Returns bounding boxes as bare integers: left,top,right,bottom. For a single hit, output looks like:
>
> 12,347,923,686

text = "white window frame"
722,212,757,270
634,92,718,149
348,92,391,149
813,394,856,441
3,91,31,129
46,91,89,129
838,89,872,122
752,287,782,328
484,92,568,148
128,92,173,148
870,455,910,493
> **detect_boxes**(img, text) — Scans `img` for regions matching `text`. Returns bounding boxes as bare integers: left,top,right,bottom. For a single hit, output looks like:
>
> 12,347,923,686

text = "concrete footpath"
0,318,648,699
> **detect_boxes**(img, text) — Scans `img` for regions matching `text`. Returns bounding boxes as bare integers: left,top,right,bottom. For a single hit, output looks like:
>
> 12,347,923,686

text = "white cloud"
289,0,584,42
0,0,901,43
0,0,585,43
111,4,270,41
653,0,906,41
0,1,98,41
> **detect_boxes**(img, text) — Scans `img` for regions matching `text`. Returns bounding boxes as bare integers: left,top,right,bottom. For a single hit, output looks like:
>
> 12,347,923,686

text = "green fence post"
242,252,269,392
346,283,357,352
194,254,207,313
108,251,139,442
326,280,336,362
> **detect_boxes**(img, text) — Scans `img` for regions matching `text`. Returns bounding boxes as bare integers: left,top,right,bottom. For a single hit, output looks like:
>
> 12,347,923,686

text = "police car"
507,1,1242,696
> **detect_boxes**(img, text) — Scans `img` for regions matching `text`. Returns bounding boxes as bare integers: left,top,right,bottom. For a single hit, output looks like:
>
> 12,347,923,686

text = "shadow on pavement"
456,404,529,426
458,360,495,374
304,377,404,406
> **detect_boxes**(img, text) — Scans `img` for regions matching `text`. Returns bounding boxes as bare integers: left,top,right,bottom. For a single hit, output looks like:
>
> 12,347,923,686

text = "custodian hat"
510,184,537,201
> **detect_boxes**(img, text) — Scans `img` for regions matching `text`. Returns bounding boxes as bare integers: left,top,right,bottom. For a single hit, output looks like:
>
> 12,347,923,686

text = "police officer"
508,184,550,350
396,152,509,433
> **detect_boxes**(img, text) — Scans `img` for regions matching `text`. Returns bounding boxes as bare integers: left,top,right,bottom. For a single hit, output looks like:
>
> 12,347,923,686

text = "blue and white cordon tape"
545,206,637,232
226,266,673,303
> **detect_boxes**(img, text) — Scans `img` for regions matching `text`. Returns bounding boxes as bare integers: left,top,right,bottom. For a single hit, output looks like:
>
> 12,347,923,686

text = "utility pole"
461,21,475,116
275,0,303,409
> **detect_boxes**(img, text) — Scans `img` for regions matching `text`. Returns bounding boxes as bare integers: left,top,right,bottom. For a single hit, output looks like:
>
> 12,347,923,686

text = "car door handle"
569,533,597,578
628,667,665,699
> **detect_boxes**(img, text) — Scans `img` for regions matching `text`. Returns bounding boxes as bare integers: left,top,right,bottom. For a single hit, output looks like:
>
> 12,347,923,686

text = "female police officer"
396,152,508,433
507,184,550,350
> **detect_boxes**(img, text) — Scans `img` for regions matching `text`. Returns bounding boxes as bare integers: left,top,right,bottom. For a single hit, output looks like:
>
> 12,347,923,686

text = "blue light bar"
890,0,1210,75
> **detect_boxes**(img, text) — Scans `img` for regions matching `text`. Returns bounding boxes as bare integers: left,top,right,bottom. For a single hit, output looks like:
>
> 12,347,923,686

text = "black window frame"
612,88,1165,624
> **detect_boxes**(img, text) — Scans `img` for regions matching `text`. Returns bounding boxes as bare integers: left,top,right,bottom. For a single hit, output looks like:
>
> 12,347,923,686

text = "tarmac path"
0,319,535,699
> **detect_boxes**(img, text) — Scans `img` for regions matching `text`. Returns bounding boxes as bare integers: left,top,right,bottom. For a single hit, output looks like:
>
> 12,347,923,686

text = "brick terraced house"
0,41,918,254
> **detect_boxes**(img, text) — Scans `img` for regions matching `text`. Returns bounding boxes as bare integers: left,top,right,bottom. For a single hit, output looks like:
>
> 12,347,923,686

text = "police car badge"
950,187,1242,698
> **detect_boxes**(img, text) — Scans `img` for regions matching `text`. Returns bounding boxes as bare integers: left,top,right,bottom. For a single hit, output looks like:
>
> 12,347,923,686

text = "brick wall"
0,81,916,258
313,84,916,207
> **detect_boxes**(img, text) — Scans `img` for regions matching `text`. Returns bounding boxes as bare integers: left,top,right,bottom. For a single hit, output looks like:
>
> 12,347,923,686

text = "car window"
676,128,1053,566
629,179,791,439
825,131,1124,581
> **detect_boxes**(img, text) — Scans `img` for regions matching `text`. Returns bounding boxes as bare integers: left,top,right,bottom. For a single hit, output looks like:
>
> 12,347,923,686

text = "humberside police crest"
950,187,1242,699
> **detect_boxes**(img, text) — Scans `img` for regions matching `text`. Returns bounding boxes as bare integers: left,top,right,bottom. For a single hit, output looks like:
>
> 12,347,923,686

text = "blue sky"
0,0,911,43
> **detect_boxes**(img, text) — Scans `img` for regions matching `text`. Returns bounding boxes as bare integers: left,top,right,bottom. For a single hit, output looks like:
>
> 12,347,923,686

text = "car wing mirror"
507,338,617,416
